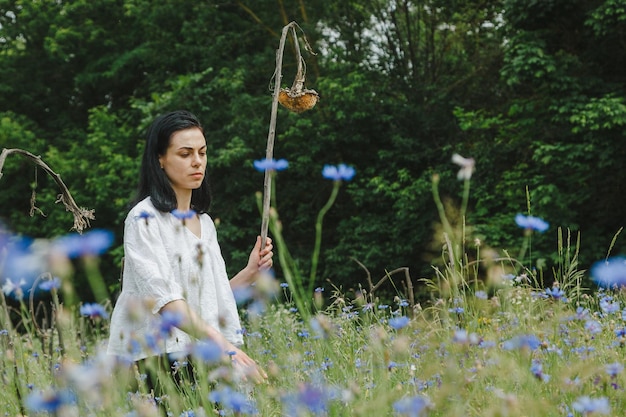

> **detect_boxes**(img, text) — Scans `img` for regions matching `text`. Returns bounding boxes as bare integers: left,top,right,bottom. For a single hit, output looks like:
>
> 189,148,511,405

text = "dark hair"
133,110,212,213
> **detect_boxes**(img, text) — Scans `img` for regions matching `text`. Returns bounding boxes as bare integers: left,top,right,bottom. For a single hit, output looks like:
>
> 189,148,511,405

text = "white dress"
107,197,243,361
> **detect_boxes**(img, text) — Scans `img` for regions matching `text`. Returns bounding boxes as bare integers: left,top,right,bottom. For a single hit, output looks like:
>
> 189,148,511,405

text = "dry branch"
0,148,95,233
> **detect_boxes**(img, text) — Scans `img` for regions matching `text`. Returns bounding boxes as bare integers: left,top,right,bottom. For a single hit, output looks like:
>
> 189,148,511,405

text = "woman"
107,110,271,386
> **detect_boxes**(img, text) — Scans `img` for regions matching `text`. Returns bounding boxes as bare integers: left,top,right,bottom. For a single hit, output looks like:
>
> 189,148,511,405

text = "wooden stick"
260,22,298,248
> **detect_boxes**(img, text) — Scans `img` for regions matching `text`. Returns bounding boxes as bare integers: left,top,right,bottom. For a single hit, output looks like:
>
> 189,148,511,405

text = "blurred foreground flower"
2,278,26,298
283,383,330,415
451,153,475,180
572,396,610,415
1,234,48,298
393,395,431,417
39,276,61,291
209,385,257,414
171,209,197,221
79,303,109,319
453,329,480,345
51,229,114,259
253,158,289,172
191,339,223,363
591,257,626,288
515,214,549,233
159,310,183,337
322,163,355,181
544,286,567,302
502,334,541,351
25,389,76,413
389,316,410,330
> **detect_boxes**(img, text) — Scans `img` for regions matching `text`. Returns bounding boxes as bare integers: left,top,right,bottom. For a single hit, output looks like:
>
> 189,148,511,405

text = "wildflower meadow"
2,157,626,417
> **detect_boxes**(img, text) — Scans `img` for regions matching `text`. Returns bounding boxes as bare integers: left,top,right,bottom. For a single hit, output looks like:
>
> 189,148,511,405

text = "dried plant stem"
0,148,95,233
260,21,300,247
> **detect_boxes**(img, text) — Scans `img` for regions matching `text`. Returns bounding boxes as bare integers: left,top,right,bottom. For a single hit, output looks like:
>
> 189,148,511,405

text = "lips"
190,172,204,179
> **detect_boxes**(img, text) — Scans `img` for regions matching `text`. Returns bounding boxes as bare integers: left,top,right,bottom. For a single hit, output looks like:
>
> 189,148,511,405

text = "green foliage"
1,0,626,303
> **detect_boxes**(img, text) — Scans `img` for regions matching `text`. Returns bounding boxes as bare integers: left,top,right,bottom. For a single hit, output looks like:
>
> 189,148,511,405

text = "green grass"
2,262,626,416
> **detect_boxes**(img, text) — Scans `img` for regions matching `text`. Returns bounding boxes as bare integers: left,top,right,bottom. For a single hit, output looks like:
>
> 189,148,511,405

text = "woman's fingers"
232,359,267,383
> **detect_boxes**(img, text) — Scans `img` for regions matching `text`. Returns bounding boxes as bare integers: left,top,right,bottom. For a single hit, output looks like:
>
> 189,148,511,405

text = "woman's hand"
247,235,274,271
230,236,274,291
228,345,268,383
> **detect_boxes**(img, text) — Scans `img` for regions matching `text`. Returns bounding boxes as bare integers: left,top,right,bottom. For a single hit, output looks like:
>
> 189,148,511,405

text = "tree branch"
0,148,95,233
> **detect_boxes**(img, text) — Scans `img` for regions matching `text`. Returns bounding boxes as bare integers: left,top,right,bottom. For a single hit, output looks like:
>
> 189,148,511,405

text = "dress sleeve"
123,213,185,314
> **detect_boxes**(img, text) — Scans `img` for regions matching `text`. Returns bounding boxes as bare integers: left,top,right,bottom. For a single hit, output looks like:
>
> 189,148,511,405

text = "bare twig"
372,267,411,293
235,1,278,37
0,148,95,233
352,257,374,294
351,257,413,306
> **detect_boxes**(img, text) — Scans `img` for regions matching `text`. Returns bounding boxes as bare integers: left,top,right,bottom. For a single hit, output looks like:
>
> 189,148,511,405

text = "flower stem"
309,181,340,292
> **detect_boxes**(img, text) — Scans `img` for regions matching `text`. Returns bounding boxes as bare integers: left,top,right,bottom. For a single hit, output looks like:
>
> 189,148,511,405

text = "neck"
175,189,193,211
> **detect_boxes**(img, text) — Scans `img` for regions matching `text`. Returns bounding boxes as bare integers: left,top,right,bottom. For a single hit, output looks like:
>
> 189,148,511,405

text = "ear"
158,155,164,169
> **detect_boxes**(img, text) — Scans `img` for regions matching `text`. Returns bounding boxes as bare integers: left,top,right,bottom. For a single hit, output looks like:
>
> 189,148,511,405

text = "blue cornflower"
39,277,61,292
362,303,374,312
544,287,567,301
453,329,468,344
453,329,480,345
600,298,620,314
398,299,409,307
475,290,488,300
449,307,464,314
51,229,114,258
137,210,155,225
322,164,355,181
315,287,324,293
253,158,289,172
283,383,329,415
233,286,254,304
502,334,541,351
209,386,257,414
1,235,47,296
137,210,154,220
606,362,623,377
501,273,516,282
191,340,223,363
158,311,182,337
280,282,289,288
515,213,549,233
79,303,109,319
572,396,610,415
575,306,590,320
585,319,602,335
591,257,626,288
389,316,410,330
25,389,75,413
530,361,550,382
393,395,431,417
171,209,196,221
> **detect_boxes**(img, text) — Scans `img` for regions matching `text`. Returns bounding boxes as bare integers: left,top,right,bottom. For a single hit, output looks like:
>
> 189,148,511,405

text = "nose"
192,153,202,166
